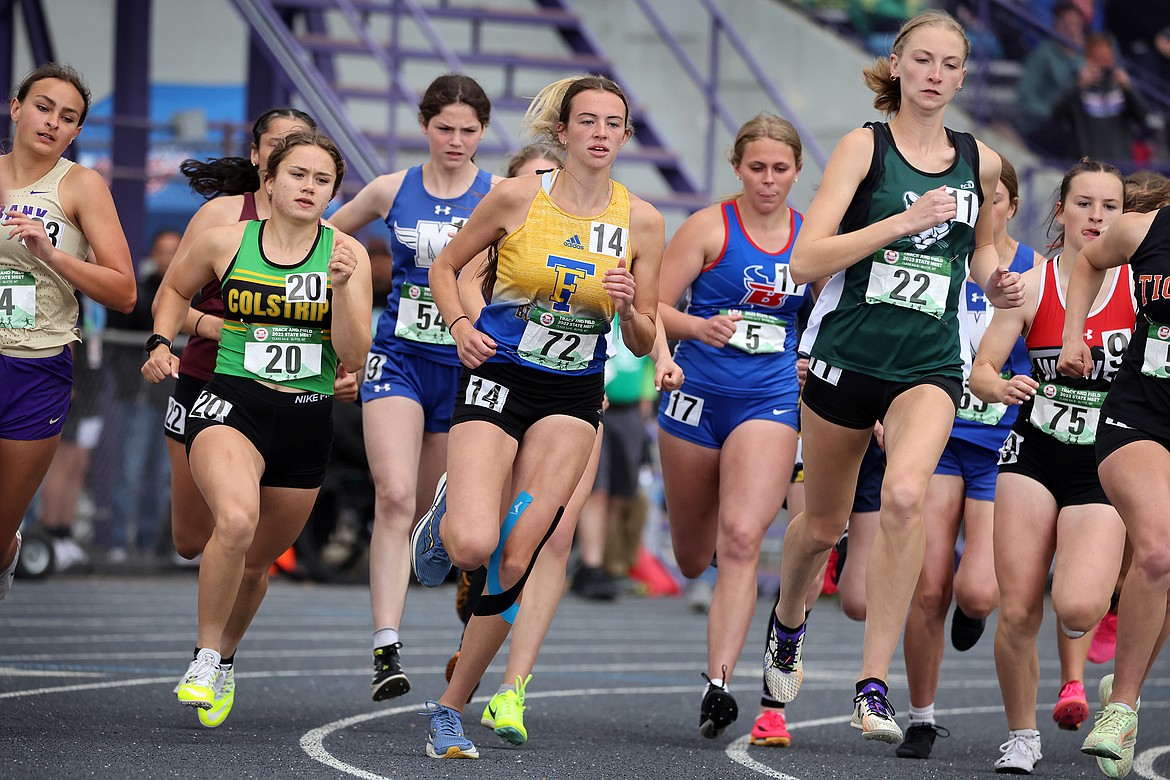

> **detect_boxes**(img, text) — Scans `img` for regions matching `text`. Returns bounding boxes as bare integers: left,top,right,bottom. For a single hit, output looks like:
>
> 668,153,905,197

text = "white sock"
498,683,515,695
707,677,726,691
908,703,935,726
1009,728,1040,740
373,628,399,649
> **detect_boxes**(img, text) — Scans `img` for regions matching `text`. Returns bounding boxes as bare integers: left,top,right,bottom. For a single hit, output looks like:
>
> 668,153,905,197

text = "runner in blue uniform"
329,74,500,701
655,113,812,743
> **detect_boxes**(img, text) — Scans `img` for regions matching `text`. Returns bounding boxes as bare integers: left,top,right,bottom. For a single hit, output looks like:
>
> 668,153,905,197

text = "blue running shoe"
425,701,479,759
411,473,451,587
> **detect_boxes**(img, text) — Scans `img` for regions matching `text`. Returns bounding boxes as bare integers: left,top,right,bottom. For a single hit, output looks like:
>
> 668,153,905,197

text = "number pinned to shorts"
164,397,187,436
466,375,509,413
190,390,234,422
664,390,703,426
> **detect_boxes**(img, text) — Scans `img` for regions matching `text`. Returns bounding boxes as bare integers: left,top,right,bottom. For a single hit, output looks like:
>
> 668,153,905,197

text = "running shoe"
425,701,478,759
750,709,791,747
1082,702,1138,760
895,723,949,759
821,546,839,596
1088,609,1119,664
371,641,410,701
834,531,848,582
699,673,738,739
950,605,986,651
0,532,19,603
198,664,235,728
481,674,531,746
1053,679,1090,730
455,569,473,623
177,649,221,709
52,536,89,572
1098,673,1141,711
851,684,903,743
994,732,1042,773
763,615,805,703
410,473,451,587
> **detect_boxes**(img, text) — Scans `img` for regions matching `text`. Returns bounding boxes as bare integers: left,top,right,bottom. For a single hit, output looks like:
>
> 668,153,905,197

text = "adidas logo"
563,235,584,249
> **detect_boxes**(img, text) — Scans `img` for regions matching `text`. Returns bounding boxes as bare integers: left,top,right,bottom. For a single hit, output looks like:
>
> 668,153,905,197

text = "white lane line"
300,686,697,779
1136,745,1170,780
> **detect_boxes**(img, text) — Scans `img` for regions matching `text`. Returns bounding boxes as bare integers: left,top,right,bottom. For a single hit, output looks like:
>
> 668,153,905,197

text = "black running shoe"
895,723,950,759
951,605,986,652
699,673,739,739
833,531,848,582
371,642,410,701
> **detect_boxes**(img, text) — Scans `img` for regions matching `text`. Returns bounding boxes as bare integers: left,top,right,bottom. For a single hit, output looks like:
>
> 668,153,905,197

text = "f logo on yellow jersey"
547,255,596,313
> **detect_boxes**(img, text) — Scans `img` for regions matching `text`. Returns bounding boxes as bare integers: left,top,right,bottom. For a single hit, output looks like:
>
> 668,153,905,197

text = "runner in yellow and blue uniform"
410,75,664,760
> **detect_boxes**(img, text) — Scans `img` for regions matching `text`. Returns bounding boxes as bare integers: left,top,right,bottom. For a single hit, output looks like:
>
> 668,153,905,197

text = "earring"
892,75,899,81
957,84,964,91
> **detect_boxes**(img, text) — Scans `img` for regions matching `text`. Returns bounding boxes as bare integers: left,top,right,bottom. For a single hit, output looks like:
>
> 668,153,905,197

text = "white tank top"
0,157,90,353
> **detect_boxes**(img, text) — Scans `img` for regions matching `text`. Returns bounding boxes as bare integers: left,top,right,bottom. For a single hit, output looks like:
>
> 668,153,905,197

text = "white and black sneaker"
763,615,805,703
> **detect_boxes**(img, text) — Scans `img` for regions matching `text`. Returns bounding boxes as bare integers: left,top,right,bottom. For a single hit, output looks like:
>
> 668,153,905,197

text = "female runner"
655,113,812,741
411,74,664,759
143,131,371,728
0,63,135,601
328,74,498,700
762,10,1023,742
971,159,1130,774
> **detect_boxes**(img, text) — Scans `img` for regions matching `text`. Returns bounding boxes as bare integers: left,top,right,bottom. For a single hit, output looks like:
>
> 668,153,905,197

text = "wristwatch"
144,333,173,353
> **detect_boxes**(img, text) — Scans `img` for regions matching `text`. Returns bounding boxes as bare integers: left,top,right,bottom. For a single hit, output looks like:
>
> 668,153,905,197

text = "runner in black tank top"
1058,186,1170,777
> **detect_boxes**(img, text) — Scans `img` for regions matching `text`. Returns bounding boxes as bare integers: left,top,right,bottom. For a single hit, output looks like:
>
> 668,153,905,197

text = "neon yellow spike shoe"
481,674,532,746
177,649,221,709
199,664,235,728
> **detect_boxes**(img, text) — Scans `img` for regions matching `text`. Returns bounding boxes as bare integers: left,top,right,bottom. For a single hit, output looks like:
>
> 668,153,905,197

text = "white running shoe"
177,649,221,709
52,537,89,572
0,532,19,603
994,732,1042,774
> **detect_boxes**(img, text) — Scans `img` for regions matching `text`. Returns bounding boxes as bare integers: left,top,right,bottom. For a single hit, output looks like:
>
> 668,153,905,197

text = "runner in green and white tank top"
760,11,1027,749
801,121,980,381
214,220,338,396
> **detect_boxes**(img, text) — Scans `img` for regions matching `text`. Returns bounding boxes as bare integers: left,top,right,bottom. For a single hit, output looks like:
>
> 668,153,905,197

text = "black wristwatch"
144,333,173,354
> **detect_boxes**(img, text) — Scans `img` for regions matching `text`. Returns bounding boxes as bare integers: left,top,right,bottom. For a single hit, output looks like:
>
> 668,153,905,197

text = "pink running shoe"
1088,609,1118,664
751,709,792,747
1053,680,1090,730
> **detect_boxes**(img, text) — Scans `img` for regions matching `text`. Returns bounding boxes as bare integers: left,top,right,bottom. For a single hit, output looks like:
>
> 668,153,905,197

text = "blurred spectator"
849,0,928,56
1053,32,1154,165
102,228,182,561
1014,1,1087,156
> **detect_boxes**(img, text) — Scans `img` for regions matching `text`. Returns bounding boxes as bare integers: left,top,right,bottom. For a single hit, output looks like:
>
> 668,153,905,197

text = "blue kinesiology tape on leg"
486,491,532,624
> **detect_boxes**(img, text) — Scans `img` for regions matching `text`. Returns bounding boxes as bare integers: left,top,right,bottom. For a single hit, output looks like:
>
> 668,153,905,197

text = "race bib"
997,429,1021,465
164,396,187,436
1141,321,1170,379
663,390,704,427
865,249,951,319
722,310,787,354
190,389,234,422
956,376,1007,426
0,268,36,329
242,324,323,382
517,307,605,372
285,272,328,303
1028,382,1105,445
364,352,387,382
394,283,454,345
465,375,509,413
